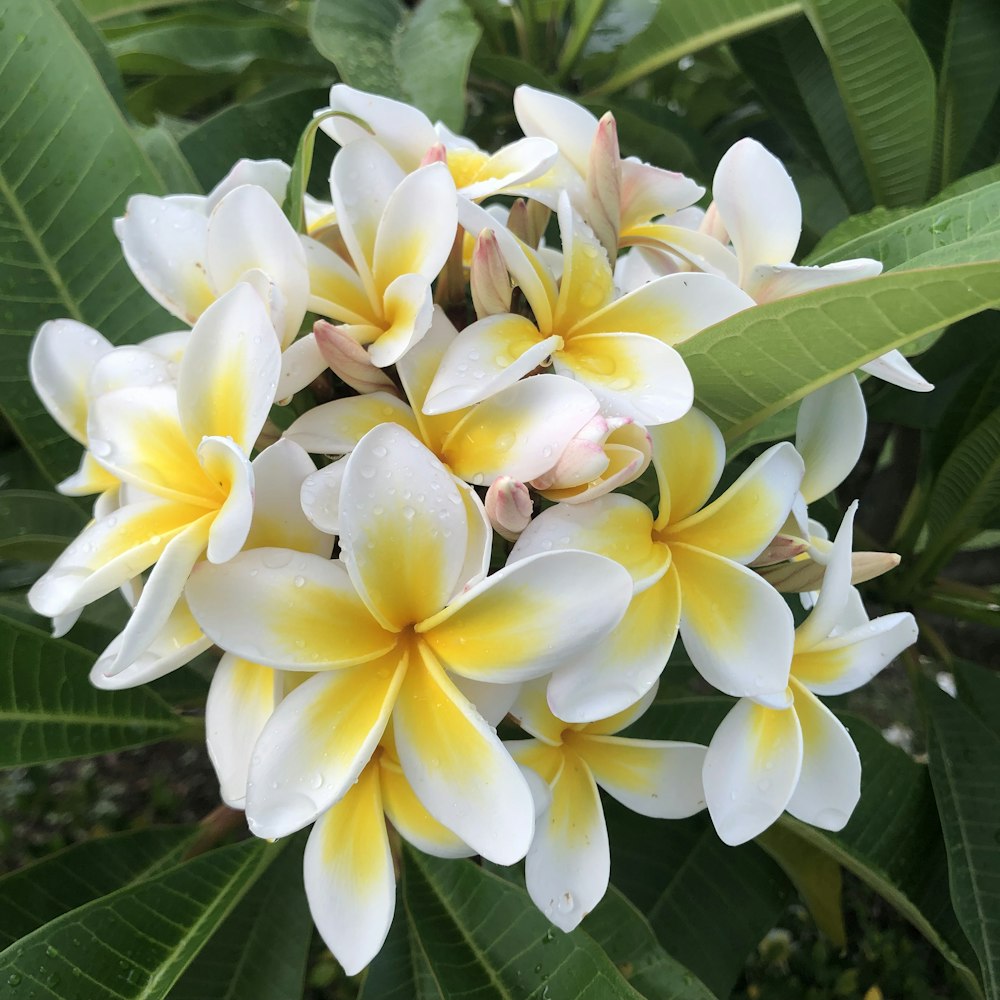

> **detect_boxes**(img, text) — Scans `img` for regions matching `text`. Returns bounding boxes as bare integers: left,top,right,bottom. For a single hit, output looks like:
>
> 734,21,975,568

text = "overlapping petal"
797,376,866,505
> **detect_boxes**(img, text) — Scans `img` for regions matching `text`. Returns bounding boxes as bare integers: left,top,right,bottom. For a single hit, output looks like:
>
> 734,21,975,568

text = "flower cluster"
27,85,922,973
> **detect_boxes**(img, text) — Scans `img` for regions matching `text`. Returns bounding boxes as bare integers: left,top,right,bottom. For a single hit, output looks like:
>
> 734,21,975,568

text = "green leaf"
582,887,717,999
135,125,203,195
676,261,1000,443
375,846,644,999
802,0,936,206
592,0,804,96
0,827,196,950
0,0,175,488
49,0,128,113
77,0,189,19
168,836,312,1000
806,181,1000,269
925,679,1000,999
954,660,1000,737
916,404,1000,579
936,0,1000,186
0,838,280,1000
0,490,85,563
0,614,185,767
755,823,846,948
310,0,481,131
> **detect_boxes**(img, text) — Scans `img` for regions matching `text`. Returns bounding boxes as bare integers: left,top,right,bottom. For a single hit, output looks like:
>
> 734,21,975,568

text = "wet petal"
514,85,597,176
300,457,346,536
509,677,565,746
368,272,434,368
785,680,860,830
246,649,406,837
619,158,704,230
797,375,866,504
649,407,725,526
578,733,707,818
198,436,254,564
703,697,803,845
284,393,419,455
303,236,374,326
394,642,535,864
304,763,396,976
672,546,794,700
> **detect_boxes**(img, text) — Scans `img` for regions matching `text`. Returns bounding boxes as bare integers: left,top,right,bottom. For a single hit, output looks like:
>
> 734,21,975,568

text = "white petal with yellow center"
419,550,632,684
458,137,558,200
246,649,406,837
367,272,434,368
649,408,725,526
304,763,396,976
672,545,794,700
198,436,254,564
785,680,860,830
340,424,469,629
703,696,803,846
186,549,396,669
285,392,419,455
393,641,535,864
302,236,374,326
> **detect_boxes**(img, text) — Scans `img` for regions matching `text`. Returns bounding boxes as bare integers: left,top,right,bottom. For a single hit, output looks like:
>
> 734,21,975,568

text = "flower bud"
484,476,533,541
314,320,400,397
470,229,512,318
420,142,448,166
750,535,810,568
532,414,620,490
586,112,622,260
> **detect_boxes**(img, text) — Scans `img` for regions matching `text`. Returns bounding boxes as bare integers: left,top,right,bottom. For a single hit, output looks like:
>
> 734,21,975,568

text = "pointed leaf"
0,615,185,767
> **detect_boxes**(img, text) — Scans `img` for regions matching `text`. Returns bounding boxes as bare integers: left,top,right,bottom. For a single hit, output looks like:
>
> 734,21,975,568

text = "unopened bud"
314,320,400,397
850,551,901,585
586,112,622,260
758,557,826,594
471,230,512,318
484,476,533,541
750,535,810,568
531,415,618,490
420,142,448,166
508,198,550,249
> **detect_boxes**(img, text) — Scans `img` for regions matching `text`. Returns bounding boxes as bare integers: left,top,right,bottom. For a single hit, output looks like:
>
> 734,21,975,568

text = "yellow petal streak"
379,757,468,856
555,226,615,332
546,750,602,851
559,333,644,396
317,761,388,878
747,699,798,769
574,734,669,798
447,148,490,189
670,544,750,657
790,645,850,690
648,410,724,527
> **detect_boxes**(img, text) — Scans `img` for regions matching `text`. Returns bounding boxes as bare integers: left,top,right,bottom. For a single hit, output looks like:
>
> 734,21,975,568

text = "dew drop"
402,506,416,520
372,445,388,458
360,466,376,479
293,575,306,588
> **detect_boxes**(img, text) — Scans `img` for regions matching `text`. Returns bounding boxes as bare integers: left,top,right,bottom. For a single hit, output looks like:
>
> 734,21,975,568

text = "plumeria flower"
423,194,753,424
319,84,557,202
703,502,918,845
283,309,605,532
184,423,634,865
116,180,308,348
707,139,931,392
510,408,803,721
28,283,281,678
507,679,706,930
280,138,458,393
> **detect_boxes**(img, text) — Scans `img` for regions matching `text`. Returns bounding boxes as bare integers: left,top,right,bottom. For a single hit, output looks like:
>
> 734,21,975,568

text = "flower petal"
553,193,615,332
285,393,419,455
702,697,803,846
245,439,335,556
420,549,632,683
785,680,860,830
713,138,801,281
186,549,395,669
672,545,794,700
797,376,866,504
30,320,112,443
441,374,599,484
177,283,281,453
394,641,535,864
303,236,374,325
668,442,804,563
198,436,254,564
509,677,565,746
860,349,934,392
340,424,469,629
619,158,704,230
278,332,328,399
524,750,609,932
547,568,680,723
206,158,290,210
246,650,406,837
510,493,669,590
379,755,473,858
749,259,882,304
304,763,396,976
793,612,917,695
205,654,277,807
514,85,597,176
367,272,434,368
422,314,555,415
58,451,119,497
459,136,558,200
649,407,725,526
556,332,693,425
372,162,457,297
300,457,346,536
578,734,707,818
114,195,213,323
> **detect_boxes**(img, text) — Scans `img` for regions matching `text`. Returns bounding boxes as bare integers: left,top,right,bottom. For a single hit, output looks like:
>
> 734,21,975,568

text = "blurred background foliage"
0,0,998,998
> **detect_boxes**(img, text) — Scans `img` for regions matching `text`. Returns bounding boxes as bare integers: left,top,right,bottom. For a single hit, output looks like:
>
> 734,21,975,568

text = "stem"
556,0,609,81
183,805,246,860
918,618,954,668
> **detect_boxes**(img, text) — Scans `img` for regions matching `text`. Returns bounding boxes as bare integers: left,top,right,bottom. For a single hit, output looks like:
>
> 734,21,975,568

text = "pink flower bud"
420,142,448,166
531,414,619,490
314,320,400,397
484,476,533,541
470,229,512,318
586,112,621,260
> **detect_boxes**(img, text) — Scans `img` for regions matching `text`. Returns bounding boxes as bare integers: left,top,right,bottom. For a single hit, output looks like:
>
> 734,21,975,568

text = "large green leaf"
77,0,189,19
926,679,1000,999
803,0,936,206
135,125,203,195
309,0,481,131
936,0,1000,186
0,838,279,1000
0,0,174,487
0,615,185,767
0,827,196,950
592,0,804,95
582,887,717,999
363,847,643,999
50,0,128,112
954,660,1000,737
807,181,1000,269
676,261,1000,442
915,404,1000,580
0,490,85,564
169,836,312,1000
